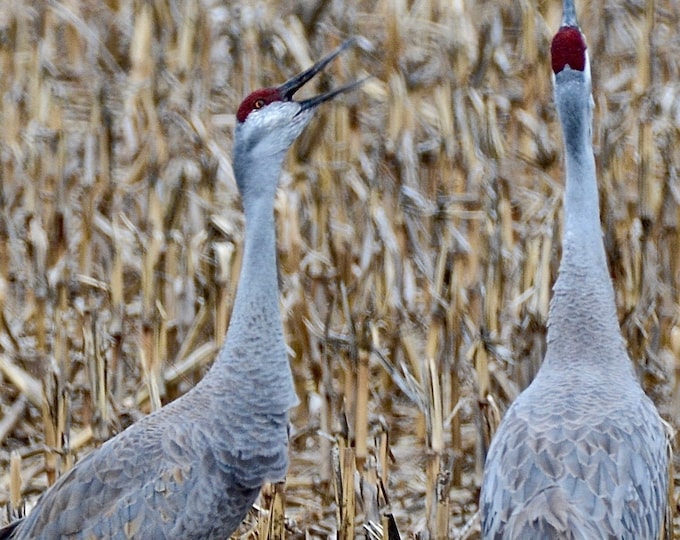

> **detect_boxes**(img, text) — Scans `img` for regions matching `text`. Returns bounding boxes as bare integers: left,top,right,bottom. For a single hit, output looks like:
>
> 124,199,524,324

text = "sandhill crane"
479,1,669,538
0,39,362,539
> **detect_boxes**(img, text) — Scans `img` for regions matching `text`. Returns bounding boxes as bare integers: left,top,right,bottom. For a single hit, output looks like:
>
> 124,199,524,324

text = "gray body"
479,5,668,539
9,382,287,538
0,54,337,540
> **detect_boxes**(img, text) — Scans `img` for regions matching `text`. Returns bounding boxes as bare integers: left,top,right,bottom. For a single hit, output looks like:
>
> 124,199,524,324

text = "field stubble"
0,0,678,538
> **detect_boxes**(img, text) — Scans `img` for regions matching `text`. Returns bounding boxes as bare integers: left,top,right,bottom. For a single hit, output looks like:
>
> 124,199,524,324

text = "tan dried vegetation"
0,0,678,538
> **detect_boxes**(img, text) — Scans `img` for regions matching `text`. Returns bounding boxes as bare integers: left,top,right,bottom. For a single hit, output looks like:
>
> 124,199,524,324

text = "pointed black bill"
297,76,369,112
276,38,364,111
562,0,578,27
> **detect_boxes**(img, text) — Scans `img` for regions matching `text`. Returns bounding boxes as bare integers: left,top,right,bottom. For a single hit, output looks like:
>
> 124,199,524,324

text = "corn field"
0,0,678,538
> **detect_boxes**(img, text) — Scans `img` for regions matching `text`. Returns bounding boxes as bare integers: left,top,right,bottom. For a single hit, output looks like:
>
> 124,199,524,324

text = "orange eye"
236,88,280,123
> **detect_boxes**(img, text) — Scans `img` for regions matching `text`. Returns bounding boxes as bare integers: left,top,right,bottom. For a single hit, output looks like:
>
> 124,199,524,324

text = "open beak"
277,38,366,114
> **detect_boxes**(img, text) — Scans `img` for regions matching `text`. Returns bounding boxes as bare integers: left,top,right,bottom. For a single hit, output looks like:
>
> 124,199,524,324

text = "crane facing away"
0,39,362,540
479,1,669,538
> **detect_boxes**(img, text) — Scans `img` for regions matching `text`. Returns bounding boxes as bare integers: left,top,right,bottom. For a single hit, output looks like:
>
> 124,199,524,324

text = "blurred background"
0,0,677,537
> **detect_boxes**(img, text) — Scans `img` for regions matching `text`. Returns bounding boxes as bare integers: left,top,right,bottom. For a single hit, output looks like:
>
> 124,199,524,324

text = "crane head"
552,0,590,82
551,26,587,75
551,5,593,148
232,39,363,198
236,38,362,125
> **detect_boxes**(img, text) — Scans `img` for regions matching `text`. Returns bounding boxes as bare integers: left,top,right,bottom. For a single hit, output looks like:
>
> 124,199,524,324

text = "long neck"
232,196,281,332
208,168,297,414
544,76,629,371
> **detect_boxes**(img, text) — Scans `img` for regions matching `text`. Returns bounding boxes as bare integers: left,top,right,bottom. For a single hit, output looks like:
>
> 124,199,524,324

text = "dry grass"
0,0,678,538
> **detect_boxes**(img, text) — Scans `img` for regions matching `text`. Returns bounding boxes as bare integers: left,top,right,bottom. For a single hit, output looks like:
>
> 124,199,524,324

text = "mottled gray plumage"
479,2,668,539
0,40,360,539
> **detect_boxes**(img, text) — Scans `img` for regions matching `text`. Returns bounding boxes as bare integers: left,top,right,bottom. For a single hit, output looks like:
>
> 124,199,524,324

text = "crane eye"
236,88,280,123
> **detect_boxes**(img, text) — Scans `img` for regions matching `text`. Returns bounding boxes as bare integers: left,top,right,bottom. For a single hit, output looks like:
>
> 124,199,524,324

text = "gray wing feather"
10,393,286,539
481,390,668,540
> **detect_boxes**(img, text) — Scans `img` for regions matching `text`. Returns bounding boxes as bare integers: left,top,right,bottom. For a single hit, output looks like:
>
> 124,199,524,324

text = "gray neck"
208,153,297,414
544,72,629,370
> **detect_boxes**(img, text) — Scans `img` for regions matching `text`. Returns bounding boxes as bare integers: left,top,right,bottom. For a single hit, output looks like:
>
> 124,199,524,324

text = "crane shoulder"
10,403,273,539
481,392,668,539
